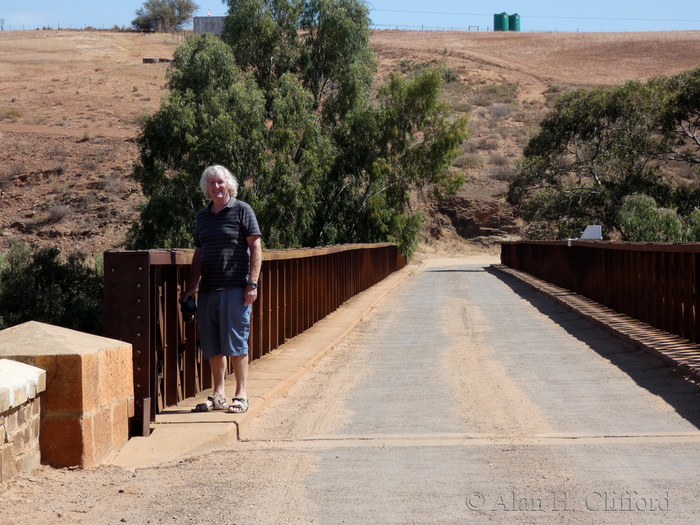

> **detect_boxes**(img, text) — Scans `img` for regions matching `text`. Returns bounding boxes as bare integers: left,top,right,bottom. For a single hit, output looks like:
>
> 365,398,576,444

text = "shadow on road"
427,268,486,273
486,265,700,430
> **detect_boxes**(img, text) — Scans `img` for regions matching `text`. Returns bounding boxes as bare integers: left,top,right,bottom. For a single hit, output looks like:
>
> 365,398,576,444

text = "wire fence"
1,22,131,31
371,23,487,31
0,20,194,32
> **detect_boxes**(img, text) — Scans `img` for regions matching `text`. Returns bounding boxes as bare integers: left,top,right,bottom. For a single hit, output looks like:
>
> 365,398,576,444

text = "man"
180,165,262,414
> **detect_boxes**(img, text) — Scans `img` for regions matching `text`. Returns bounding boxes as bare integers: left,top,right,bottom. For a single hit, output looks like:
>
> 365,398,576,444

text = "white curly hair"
199,165,239,200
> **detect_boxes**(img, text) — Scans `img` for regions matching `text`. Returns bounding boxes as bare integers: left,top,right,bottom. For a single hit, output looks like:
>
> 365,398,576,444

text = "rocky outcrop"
438,197,519,239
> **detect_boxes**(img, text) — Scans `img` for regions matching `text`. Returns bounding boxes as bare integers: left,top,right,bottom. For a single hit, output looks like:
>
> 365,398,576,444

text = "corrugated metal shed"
193,16,225,36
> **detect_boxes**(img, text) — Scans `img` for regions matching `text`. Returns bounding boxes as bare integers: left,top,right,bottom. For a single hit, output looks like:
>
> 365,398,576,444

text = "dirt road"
2,256,700,524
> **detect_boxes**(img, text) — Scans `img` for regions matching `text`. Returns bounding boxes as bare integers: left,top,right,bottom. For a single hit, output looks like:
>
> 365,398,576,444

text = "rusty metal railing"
501,241,700,346
104,244,406,436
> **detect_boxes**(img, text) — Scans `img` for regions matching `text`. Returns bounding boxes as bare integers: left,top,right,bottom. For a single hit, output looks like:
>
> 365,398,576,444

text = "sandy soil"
372,30,700,89
0,31,182,256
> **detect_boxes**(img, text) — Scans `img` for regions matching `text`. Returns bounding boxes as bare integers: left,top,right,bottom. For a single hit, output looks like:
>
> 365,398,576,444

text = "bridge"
97,250,700,524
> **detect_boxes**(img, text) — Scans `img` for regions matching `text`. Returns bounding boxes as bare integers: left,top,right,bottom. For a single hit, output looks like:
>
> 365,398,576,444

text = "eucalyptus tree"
508,67,700,240
128,0,468,256
132,0,200,31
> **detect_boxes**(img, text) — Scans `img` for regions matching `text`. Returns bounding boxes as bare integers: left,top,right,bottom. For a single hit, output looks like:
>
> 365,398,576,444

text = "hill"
1,29,699,257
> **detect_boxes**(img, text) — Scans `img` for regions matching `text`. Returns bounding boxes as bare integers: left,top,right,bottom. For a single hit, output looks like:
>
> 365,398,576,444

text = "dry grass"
0,106,21,121
45,205,70,223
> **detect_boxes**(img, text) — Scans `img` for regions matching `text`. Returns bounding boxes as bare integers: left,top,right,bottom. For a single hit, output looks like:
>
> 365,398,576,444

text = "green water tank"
508,13,521,32
493,12,508,32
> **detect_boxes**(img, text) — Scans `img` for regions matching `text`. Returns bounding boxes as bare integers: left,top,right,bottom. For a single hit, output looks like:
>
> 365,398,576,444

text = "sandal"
191,395,228,412
227,397,249,414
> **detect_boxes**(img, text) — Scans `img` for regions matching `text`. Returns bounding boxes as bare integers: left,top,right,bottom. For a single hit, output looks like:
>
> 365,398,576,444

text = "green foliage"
0,244,104,334
314,69,468,248
297,0,376,121
128,0,468,258
618,194,684,242
255,72,333,248
132,0,199,31
508,67,700,240
687,209,700,241
442,67,460,84
127,34,268,249
618,194,700,242
397,61,458,84
220,0,302,100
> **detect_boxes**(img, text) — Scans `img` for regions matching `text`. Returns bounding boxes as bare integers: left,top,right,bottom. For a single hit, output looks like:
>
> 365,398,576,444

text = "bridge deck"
106,256,700,523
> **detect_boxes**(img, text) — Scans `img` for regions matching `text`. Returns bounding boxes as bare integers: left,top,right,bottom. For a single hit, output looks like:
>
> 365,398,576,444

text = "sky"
0,1,698,33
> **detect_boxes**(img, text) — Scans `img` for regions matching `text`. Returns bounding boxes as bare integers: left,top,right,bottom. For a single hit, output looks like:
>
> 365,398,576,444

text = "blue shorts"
197,288,251,360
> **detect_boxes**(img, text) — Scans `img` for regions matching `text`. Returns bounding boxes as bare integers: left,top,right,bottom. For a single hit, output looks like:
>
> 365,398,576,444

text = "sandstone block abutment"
0,322,134,468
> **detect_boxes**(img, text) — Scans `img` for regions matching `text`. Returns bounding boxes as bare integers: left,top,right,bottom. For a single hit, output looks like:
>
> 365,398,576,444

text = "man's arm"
180,247,202,304
245,235,262,306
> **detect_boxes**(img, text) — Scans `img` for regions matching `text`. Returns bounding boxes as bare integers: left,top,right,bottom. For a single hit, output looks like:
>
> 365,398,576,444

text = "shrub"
471,96,493,107
545,83,575,106
450,101,472,113
119,111,146,126
482,82,518,103
489,104,512,119
462,141,477,153
452,153,484,169
473,82,518,107
491,165,513,181
489,154,509,166
398,60,431,74
96,175,122,192
0,107,21,121
51,163,68,175
0,244,104,334
443,67,460,83
443,79,472,95
49,181,66,194
46,205,71,223
476,137,499,151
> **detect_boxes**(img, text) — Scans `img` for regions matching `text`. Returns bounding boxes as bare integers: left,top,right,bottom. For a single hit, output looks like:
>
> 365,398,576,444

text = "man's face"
208,174,230,203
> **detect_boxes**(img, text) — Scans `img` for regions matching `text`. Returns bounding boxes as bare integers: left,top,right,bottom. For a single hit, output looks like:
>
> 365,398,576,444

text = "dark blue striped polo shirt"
193,198,261,292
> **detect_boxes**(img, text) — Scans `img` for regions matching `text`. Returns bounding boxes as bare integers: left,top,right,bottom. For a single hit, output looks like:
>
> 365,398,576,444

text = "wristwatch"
246,281,258,289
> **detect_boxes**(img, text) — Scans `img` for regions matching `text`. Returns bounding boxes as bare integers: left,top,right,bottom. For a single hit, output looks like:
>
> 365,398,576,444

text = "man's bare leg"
230,354,248,400
210,353,227,401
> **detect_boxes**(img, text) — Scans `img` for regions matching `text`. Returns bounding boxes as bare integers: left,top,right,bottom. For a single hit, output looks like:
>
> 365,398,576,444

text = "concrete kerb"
490,264,700,384
111,263,418,469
